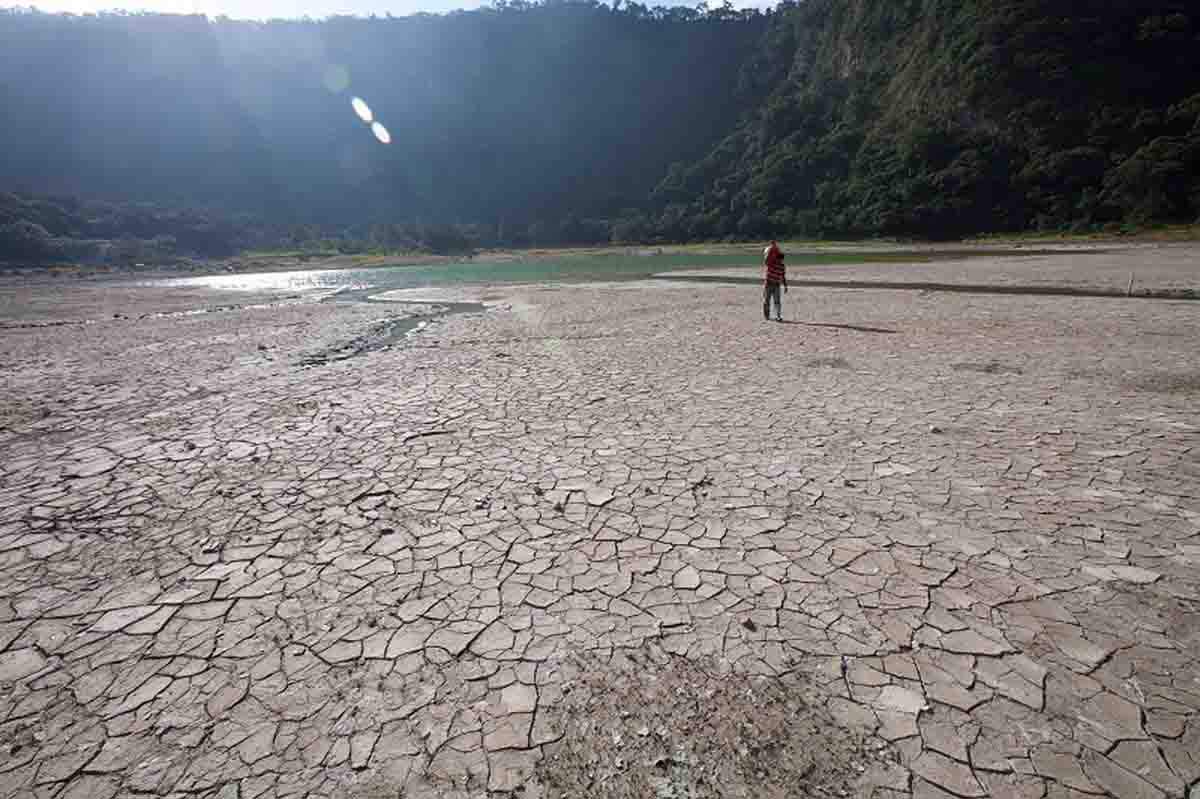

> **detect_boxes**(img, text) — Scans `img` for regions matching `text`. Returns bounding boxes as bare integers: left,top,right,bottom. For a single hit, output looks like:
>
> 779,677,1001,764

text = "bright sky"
6,0,770,20
8,0,474,15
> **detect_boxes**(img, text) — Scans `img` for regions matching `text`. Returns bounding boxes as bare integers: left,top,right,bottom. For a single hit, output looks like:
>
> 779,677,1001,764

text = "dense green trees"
1,0,1198,264
649,0,1200,240
0,192,255,263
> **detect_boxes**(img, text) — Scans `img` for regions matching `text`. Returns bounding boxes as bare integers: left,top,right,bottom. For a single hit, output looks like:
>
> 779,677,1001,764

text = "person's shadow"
780,320,899,334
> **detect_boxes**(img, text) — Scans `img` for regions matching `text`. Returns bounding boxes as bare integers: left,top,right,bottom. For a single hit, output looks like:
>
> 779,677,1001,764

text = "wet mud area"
299,294,486,366
663,273,1200,301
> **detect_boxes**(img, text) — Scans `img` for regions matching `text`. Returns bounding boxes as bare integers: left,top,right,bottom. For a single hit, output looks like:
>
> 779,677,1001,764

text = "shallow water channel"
154,250,974,295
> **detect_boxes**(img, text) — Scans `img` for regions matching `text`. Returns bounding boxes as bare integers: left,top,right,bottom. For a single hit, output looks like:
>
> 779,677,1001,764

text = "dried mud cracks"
1,278,1198,799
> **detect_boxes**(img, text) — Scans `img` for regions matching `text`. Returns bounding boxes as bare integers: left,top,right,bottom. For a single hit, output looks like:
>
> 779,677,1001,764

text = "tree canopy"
654,0,1200,240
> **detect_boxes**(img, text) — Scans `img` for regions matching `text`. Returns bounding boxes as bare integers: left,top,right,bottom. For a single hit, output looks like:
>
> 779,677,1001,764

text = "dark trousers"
763,282,783,320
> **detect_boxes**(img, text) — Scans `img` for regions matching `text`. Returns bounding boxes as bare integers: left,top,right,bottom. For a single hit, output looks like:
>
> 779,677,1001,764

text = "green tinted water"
164,250,944,294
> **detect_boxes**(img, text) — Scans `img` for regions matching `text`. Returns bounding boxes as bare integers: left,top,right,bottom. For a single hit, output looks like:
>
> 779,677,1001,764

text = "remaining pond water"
156,250,1029,295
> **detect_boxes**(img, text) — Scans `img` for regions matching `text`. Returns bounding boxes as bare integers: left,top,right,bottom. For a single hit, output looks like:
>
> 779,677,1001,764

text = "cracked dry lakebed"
0,244,1198,799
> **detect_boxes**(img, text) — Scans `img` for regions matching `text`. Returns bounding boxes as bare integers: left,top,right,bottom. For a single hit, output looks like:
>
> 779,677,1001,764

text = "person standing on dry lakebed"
3,0,1200,793
763,239,788,322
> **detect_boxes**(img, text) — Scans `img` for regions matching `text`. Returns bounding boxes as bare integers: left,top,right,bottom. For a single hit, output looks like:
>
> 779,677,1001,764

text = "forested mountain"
652,0,1200,239
0,2,767,251
1,0,1199,262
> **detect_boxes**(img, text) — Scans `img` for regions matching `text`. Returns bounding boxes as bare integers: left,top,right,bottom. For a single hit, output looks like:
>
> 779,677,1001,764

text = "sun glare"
371,122,392,144
351,97,374,123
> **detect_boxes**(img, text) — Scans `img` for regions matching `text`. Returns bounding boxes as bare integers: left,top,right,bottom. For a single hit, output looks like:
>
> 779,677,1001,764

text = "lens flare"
351,97,373,123
371,121,392,144
323,64,350,94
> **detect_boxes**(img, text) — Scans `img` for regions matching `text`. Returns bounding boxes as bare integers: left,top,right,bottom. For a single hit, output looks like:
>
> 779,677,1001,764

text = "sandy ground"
669,242,1200,295
1,246,1198,799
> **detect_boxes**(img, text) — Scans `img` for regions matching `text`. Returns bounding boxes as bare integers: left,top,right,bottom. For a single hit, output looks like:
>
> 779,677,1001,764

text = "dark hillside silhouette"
1,0,1198,262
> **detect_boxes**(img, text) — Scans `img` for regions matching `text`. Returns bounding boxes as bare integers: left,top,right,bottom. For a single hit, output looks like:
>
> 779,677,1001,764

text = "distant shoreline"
3,235,1176,284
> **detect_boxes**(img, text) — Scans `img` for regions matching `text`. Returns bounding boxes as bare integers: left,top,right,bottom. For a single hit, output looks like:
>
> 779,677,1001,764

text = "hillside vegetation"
1,0,1198,263
649,0,1200,239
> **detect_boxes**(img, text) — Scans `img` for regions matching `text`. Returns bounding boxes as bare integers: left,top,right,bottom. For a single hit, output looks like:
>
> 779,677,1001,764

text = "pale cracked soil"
1,250,1199,799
